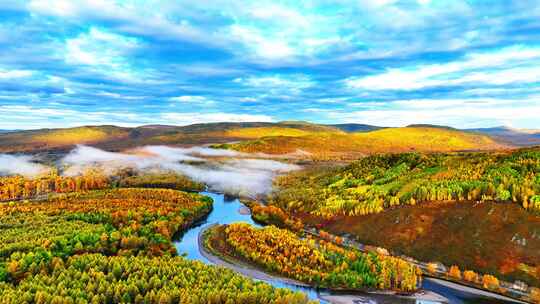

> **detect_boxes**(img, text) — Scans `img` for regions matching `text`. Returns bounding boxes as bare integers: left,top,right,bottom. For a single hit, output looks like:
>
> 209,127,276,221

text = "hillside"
0,126,131,153
218,126,507,160
0,123,511,157
271,148,540,286
0,122,344,154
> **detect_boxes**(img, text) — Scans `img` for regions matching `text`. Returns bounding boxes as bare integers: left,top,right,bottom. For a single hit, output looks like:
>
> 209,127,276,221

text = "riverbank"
199,224,449,304
199,224,313,288
174,191,537,304
424,277,528,304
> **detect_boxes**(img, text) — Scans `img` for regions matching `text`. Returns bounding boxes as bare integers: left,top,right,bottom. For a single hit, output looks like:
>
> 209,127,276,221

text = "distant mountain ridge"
328,123,384,132
0,121,536,155
466,126,540,146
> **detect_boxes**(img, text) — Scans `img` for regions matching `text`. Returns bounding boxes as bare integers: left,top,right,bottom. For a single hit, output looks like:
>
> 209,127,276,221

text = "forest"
0,254,313,304
0,170,205,202
0,188,313,303
205,223,420,292
272,148,540,217
0,171,109,201
0,143,539,303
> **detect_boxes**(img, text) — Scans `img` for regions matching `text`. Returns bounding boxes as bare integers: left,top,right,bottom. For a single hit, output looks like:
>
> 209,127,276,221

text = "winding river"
174,191,525,304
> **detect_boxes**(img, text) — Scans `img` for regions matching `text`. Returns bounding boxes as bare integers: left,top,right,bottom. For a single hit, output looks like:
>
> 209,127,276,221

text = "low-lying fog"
0,154,50,177
0,145,300,197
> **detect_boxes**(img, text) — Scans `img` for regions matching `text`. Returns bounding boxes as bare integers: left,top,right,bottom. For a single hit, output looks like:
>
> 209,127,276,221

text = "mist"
61,145,299,197
0,154,50,177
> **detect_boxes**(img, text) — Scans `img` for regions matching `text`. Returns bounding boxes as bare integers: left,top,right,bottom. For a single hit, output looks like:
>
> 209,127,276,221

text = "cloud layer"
1,1,540,129
62,145,299,197
0,154,50,177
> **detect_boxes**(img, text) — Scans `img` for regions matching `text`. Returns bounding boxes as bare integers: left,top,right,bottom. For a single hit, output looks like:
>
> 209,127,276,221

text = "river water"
174,191,523,304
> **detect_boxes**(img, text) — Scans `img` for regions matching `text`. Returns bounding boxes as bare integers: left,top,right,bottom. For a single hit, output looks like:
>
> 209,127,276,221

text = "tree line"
214,223,420,292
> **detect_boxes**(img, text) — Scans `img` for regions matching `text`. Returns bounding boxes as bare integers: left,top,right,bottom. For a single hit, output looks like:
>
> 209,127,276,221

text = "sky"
0,0,539,130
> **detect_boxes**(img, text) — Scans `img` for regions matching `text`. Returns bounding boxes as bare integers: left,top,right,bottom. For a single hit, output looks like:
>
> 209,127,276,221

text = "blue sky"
0,0,539,129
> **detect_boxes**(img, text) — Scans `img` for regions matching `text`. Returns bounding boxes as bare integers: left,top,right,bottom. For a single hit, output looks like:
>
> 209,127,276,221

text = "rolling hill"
0,122,337,153
217,126,508,160
0,126,131,153
0,122,515,158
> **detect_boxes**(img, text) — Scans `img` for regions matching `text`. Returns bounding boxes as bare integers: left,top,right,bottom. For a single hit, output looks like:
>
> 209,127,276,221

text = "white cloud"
0,69,33,79
239,97,257,102
161,112,273,125
62,145,299,196
335,97,540,128
222,3,349,64
0,105,274,129
229,25,295,60
65,28,138,67
248,4,308,27
345,45,540,90
169,95,212,103
234,74,314,95
28,0,225,47
0,105,143,129
61,27,157,84
359,0,398,8
28,0,82,17
178,65,243,76
96,91,145,100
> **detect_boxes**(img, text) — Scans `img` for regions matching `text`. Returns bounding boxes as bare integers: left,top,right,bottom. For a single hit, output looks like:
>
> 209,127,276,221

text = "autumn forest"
0,123,539,304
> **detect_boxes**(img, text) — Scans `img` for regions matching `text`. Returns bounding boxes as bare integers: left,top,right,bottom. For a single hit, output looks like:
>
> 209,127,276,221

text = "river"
174,191,525,304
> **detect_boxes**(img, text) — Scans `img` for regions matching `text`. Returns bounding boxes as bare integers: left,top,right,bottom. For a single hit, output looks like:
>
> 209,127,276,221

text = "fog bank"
0,154,50,177
61,145,299,196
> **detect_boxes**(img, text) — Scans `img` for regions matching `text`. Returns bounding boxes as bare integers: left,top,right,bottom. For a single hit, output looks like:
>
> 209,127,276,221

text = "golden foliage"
221,223,420,291
463,270,479,282
482,274,500,290
448,265,462,280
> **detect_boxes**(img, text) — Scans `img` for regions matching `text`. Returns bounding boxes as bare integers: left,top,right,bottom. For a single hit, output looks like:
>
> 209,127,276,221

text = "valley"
0,122,539,303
